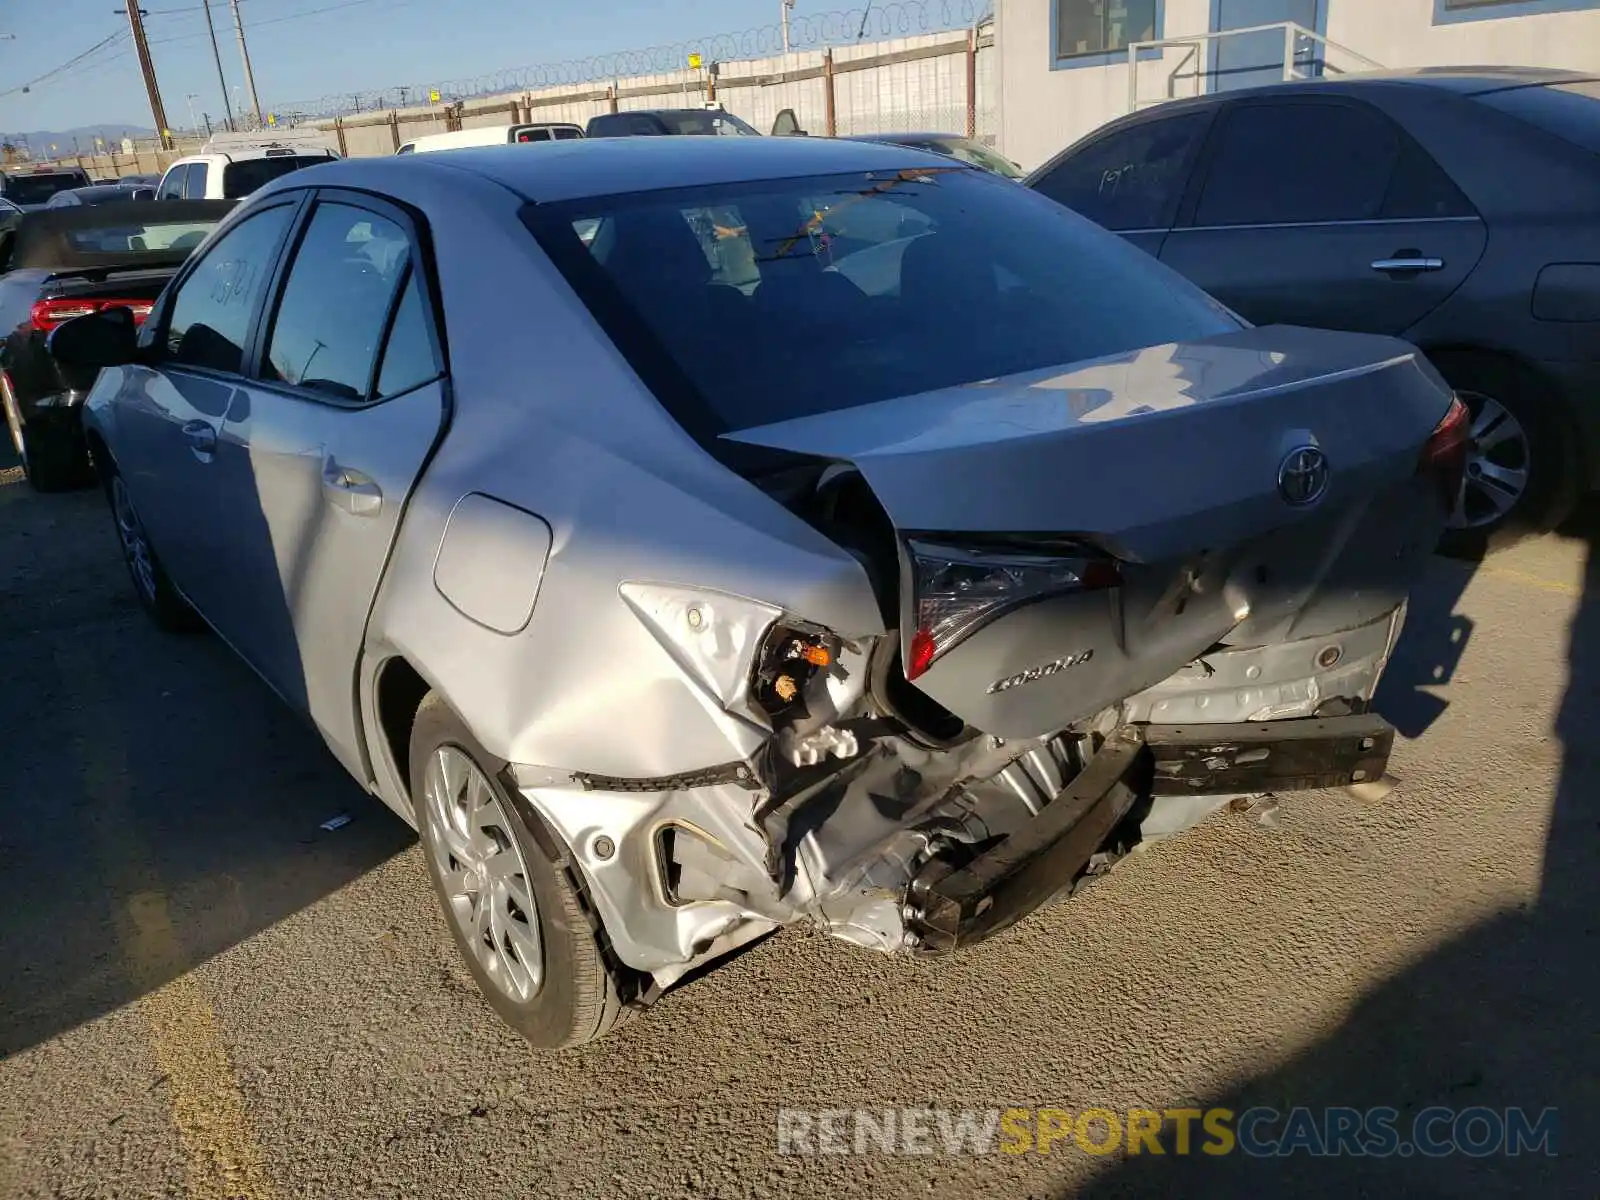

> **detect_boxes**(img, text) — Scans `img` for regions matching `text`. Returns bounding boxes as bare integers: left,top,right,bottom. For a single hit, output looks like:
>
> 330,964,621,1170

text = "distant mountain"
0,124,158,155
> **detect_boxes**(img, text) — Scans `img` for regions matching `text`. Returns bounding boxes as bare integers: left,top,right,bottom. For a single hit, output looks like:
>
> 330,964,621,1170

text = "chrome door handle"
181,419,216,461
322,463,383,516
1371,255,1444,274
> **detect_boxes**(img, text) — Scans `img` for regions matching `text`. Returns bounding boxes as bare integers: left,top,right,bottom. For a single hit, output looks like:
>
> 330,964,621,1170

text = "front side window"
1056,0,1158,59
164,205,295,375
1033,111,1210,230
1193,102,1399,227
262,202,413,400
526,167,1240,439
157,165,188,200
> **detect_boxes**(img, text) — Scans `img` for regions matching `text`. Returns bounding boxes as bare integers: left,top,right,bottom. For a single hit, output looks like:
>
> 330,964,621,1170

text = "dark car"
584,107,762,138
119,173,162,187
1026,66,1600,556
46,183,157,207
849,132,1024,179
0,166,93,210
0,199,235,490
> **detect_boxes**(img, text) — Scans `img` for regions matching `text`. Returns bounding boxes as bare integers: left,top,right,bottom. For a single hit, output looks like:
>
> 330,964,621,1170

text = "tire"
2,372,92,492
409,693,633,1049
1429,351,1580,560
101,455,204,633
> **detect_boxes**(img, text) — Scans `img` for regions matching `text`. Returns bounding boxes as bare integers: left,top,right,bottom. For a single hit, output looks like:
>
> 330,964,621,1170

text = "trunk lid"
724,325,1456,739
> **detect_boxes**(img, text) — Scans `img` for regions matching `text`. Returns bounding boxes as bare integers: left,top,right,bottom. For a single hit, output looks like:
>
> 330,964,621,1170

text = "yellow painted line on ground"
59,643,277,1200
1481,564,1583,598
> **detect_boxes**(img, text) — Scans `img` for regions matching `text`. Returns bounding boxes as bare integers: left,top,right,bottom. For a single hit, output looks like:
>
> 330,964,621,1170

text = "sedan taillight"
1418,393,1471,510
905,538,1121,680
30,298,153,333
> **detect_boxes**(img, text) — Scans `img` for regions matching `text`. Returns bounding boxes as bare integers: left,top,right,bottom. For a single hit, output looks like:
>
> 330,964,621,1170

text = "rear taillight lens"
30,298,153,333
1418,393,1471,510
904,538,1121,680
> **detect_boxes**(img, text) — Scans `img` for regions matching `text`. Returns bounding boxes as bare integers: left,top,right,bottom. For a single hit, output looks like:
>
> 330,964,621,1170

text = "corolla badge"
1277,445,1330,506
987,650,1094,695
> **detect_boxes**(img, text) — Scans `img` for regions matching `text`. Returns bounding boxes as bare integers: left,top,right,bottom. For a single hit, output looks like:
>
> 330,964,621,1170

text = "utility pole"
781,0,794,53
200,0,235,132
116,5,172,150
228,0,263,129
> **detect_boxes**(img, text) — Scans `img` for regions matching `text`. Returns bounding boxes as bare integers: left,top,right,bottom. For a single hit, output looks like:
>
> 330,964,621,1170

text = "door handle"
322,462,383,516
1371,252,1444,275
181,419,216,461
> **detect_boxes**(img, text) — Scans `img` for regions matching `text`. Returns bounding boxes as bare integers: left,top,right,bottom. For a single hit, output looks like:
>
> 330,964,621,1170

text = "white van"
395,123,585,155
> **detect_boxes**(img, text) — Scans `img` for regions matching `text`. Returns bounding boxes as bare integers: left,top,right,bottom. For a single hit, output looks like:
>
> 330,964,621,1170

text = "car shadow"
0,438,412,1058
1066,502,1600,1194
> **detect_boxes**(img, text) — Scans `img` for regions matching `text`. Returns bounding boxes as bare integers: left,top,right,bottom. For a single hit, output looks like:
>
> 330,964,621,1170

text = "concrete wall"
995,0,1600,173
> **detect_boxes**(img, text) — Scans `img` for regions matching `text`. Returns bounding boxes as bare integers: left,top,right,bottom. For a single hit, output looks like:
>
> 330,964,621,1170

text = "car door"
113,198,302,622
206,190,447,776
1158,96,1487,334
1028,109,1216,258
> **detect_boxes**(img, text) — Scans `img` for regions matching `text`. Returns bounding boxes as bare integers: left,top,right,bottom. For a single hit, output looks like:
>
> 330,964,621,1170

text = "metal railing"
1126,21,1384,114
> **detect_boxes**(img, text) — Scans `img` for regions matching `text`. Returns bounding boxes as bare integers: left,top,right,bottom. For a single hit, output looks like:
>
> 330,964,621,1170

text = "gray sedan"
51,137,1458,1047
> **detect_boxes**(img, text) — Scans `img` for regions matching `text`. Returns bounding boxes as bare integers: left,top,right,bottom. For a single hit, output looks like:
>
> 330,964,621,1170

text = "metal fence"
328,22,997,159
30,0,998,179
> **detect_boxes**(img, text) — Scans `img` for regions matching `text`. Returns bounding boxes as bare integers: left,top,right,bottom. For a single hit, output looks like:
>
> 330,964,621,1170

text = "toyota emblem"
1277,446,1330,506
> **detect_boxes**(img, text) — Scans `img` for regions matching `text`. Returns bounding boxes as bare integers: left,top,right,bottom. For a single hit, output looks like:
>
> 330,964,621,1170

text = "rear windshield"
2,173,89,205
63,217,221,256
1475,79,1600,155
221,154,335,198
588,110,761,138
525,167,1240,439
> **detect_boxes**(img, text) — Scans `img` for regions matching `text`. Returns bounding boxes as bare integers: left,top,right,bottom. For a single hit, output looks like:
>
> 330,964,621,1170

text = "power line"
0,31,127,99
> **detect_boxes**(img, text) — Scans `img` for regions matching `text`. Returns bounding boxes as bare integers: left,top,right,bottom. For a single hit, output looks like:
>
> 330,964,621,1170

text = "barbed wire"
272,0,993,122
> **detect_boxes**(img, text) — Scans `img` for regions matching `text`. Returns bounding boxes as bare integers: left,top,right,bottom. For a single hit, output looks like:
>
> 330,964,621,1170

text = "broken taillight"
30,298,153,333
904,538,1121,681
1418,393,1471,510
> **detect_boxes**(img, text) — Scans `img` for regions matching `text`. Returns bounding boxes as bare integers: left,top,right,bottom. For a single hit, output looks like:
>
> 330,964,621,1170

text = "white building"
994,0,1600,171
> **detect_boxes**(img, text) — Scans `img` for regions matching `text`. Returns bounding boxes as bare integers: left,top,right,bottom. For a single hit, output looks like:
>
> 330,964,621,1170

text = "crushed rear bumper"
908,712,1394,953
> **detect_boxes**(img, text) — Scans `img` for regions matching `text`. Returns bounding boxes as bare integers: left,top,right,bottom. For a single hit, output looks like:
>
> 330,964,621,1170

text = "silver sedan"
49,137,1462,1047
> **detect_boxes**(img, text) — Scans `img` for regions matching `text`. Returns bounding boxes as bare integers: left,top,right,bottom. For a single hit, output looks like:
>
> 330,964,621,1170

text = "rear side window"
1475,79,1600,155
1193,102,1399,226
262,203,414,400
587,113,665,137
1032,112,1210,231
375,270,441,396
164,205,296,375
184,162,209,199
157,165,188,199
221,154,335,199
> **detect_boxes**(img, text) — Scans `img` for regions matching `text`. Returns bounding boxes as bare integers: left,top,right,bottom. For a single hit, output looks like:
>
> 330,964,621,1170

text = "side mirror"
47,305,139,371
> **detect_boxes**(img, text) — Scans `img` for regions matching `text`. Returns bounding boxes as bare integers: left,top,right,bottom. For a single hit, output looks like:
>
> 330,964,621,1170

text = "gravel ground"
0,441,1596,1199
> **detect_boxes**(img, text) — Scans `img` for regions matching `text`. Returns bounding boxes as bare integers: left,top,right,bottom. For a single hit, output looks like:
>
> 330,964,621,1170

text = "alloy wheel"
422,745,544,1001
111,476,158,603
1447,391,1531,532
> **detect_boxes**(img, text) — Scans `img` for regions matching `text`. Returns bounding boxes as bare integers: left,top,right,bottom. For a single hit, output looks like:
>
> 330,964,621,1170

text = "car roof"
270,135,966,204
1111,65,1600,113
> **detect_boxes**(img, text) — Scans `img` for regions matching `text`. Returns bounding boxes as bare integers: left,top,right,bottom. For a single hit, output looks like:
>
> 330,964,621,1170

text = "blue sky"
0,0,843,135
